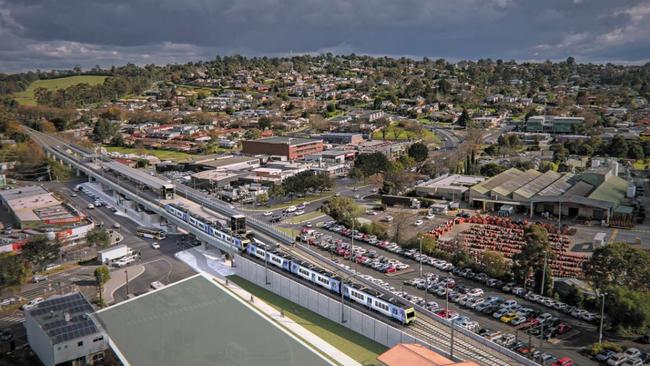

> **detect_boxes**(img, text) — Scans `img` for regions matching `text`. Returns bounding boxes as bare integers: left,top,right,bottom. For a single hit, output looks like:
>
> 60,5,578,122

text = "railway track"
28,128,531,366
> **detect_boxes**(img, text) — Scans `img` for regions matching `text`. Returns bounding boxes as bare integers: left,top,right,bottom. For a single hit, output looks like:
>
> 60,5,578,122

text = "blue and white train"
164,203,250,251
246,241,416,325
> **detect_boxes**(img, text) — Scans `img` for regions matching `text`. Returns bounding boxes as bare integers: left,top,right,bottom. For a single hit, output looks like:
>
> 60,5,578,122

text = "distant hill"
12,75,108,105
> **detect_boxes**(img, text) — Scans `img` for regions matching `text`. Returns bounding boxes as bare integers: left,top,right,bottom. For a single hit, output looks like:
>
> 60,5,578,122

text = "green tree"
244,128,262,140
0,253,28,288
481,250,509,279
268,185,285,199
258,117,272,130
512,224,551,289
86,227,111,248
21,236,60,272
407,142,429,163
608,135,629,158
354,152,391,177
603,286,650,333
94,265,111,306
584,242,650,290
323,196,362,226
457,109,470,128
480,163,506,177
257,193,269,206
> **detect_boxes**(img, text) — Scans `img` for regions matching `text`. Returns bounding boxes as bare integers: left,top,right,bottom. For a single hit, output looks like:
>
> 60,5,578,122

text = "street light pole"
599,292,608,344
540,251,548,296
450,318,456,359
124,270,129,296
419,236,423,277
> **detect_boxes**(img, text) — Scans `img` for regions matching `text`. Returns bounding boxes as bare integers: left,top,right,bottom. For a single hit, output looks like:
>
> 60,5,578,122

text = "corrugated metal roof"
536,173,574,197
588,175,628,204
471,168,523,195
491,169,542,197
513,170,561,199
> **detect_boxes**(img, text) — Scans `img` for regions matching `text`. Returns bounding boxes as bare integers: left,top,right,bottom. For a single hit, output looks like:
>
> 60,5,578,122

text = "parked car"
413,220,424,226
608,353,630,366
596,350,617,362
552,357,574,366
31,275,48,283
151,242,160,249
21,297,44,311
263,211,273,216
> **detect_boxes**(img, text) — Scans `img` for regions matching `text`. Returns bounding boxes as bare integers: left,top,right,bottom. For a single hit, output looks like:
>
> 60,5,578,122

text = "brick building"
242,136,324,160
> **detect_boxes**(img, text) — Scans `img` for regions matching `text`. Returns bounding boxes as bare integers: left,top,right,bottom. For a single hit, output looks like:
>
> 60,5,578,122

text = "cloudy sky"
1,0,649,72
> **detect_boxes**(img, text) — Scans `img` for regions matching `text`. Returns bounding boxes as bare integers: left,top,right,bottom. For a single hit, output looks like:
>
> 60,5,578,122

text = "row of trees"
583,243,650,333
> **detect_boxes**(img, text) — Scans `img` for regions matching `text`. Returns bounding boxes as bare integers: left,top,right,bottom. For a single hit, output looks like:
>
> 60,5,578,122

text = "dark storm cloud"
0,0,649,72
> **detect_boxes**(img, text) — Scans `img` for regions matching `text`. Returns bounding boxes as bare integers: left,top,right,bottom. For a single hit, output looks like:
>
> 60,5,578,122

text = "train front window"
406,310,416,319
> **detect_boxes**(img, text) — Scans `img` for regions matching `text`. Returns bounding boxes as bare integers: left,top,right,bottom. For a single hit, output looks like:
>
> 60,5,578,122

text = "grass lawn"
251,192,333,211
284,211,326,224
104,146,196,161
230,276,387,366
372,125,440,145
13,75,108,105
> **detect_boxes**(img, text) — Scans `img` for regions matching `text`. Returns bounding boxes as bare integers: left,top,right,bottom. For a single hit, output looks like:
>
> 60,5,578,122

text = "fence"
234,254,453,357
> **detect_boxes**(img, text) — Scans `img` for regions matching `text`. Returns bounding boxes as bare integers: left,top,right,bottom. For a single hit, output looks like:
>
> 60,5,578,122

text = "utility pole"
540,251,548,296
599,292,608,344
449,319,455,359
124,270,129,296
340,283,346,324
419,236,423,277
265,250,270,285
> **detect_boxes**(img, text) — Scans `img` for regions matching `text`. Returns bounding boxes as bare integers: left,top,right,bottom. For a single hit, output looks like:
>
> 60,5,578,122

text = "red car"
551,357,573,366
554,323,572,335
434,309,458,320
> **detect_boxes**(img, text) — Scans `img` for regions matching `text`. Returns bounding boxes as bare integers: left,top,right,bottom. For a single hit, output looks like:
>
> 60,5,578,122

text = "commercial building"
415,174,486,201
320,132,364,145
525,116,585,134
0,186,83,229
103,161,175,199
469,162,633,223
96,274,334,366
24,292,108,366
242,136,324,160
378,343,479,366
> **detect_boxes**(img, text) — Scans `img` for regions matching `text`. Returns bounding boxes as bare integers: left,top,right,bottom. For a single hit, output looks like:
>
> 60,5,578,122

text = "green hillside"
12,75,108,105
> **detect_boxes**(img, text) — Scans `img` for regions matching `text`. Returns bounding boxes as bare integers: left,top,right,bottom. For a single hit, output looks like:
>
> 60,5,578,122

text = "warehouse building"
415,174,486,201
469,162,633,223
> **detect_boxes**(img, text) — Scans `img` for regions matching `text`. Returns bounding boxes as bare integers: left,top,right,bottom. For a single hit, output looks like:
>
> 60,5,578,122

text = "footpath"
176,247,361,366
102,264,145,305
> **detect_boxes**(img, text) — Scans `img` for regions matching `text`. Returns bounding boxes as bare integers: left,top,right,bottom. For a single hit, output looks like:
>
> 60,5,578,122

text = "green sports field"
12,75,108,105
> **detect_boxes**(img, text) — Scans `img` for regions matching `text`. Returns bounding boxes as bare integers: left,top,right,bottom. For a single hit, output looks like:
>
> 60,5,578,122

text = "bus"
136,226,167,240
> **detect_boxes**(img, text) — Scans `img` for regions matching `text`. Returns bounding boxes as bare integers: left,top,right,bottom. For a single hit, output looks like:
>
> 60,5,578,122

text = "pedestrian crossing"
0,314,23,325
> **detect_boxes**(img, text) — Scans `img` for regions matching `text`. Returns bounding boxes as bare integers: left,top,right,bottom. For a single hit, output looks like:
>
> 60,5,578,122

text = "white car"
21,297,44,311
426,214,436,220
150,281,164,290
87,204,95,209
285,206,297,213
294,210,305,216
383,216,393,222
151,242,160,249
263,211,273,216
413,220,424,226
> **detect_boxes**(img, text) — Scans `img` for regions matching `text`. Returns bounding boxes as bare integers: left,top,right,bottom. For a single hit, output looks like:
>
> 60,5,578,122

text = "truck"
97,245,130,264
